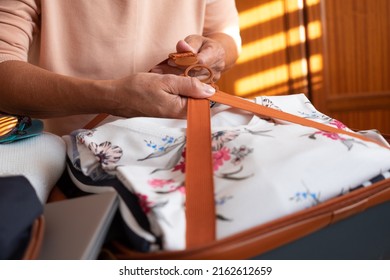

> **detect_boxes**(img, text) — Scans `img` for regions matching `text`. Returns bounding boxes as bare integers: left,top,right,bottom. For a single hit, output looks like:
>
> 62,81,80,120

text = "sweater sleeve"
204,0,242,53
0,0,40,63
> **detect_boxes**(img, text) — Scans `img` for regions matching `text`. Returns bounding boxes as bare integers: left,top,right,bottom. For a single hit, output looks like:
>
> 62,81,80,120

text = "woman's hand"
176,35,226,81
106,72,216,119
150,34,228,81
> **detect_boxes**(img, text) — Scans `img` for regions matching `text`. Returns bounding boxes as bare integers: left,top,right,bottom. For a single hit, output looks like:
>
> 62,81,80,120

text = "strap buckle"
169,52,218,87
169,52,218,109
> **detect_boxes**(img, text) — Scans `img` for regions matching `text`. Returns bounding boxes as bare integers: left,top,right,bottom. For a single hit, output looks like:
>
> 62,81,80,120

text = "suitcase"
100,93,390,260
62,54,390,260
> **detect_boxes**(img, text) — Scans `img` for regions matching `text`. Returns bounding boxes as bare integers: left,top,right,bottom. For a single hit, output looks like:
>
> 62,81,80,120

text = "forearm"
0,60,114,118
0,60,215,121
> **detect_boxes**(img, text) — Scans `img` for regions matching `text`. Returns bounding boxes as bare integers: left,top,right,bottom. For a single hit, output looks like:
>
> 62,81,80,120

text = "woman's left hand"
150,35,226,82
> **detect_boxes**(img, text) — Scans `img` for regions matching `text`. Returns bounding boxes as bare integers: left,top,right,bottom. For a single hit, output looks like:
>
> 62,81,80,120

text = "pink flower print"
76,134,85,144
136,193,152,214
308,130,363,150
148,178,175,188
231,145,253,165
172,148,186,173
212,147,231,171
181,149,186,159
88,141,123,169
176,185,186,195
76,129,95,144
211,130,240,151
148,179,186,196
329,119,347,130
172,161,186,173
261,97,282,111
315,131,346,141
220,130,240,142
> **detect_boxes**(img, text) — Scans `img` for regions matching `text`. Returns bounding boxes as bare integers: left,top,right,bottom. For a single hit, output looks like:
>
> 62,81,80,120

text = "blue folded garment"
0,176,43,259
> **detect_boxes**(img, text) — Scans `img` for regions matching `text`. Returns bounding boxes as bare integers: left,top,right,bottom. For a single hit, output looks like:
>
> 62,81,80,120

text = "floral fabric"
63,94,390,251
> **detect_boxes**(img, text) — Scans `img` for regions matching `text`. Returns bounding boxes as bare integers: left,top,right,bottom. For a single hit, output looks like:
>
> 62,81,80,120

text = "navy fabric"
0,176,43,259
64,159,154,252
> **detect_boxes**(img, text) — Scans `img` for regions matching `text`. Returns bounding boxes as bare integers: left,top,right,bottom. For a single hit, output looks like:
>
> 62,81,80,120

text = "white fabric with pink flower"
63,94,390,251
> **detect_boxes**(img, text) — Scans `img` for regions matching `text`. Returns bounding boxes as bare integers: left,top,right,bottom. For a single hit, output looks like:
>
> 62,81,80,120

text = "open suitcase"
99,103,390,260
60,53,390,260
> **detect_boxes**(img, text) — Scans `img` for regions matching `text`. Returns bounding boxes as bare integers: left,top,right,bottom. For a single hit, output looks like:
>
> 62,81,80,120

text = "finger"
185,67,210,77
176,39,196,53
150,64,184,75
167,58,189,69
212,72,221,82
163,75,216,99
197,44,223,67
183,35,204,53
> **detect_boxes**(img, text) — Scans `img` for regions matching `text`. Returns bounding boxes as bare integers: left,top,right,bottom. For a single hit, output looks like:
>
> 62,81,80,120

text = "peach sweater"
0,0,241,134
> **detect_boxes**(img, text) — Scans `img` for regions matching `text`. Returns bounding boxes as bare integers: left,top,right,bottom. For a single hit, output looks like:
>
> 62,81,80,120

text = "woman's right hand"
0,61,215,122
105,72,216,119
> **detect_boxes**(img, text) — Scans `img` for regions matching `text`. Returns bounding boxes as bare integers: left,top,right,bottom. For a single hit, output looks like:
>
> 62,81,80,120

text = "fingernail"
150,68,163,74
167,59,177,67
204,84,216,95
183,41,195,52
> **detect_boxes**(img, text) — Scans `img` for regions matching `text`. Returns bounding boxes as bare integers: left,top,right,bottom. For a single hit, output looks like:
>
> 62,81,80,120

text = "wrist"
87,79,117,114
